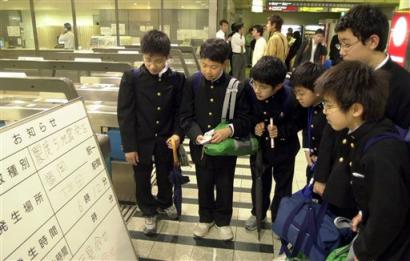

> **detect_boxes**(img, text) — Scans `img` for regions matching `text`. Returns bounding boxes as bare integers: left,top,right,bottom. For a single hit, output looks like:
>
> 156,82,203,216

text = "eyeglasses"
336,40,361,51
249,79,272,91
321,101,338,111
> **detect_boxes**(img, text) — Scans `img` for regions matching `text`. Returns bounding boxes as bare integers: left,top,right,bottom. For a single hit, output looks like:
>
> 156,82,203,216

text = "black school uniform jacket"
117,65,185,164
294,39,327,67
180,72,252,166
382,58,410,129
347,119,410,261
314,58,410,205
244,80,306,164
302,103,327,157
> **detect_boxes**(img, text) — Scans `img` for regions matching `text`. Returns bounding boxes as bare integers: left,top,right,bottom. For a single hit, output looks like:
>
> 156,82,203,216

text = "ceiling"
233,0,400,9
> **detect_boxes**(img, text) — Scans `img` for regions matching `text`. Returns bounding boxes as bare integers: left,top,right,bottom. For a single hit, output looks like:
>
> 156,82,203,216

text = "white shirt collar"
158,64,169,77
374,55,389,70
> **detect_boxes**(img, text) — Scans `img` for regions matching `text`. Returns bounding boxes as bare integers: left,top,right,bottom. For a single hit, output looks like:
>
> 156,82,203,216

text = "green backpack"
203,77,259,156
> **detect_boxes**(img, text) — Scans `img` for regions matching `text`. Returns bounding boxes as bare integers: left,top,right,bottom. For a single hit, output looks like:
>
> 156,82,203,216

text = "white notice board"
0,98,138,261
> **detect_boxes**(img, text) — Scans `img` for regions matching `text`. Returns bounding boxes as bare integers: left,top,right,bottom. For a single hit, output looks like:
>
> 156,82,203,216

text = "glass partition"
33,0,73,50
0,0,34,49
74,0,116,49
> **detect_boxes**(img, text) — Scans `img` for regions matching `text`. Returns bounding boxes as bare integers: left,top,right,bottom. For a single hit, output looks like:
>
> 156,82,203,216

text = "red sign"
387,11,410,67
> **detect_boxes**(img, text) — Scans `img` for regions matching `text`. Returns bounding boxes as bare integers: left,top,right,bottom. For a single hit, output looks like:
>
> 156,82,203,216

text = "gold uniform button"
209,112,213,116
265,137,269,141
158,78,162,82
207,125,212,128
349,162,352,167
157,106,161,111
314,110,318,114
265,100,269,103
342,139,347,144
263,111,267,115
264,119,269,122
350,143,355,148
310,124,314,128
157,92,161,96
156,120,160,124
210,85,214,89
155,133,158,137
312,137,315,141
339,157,344,163
210,98,214,102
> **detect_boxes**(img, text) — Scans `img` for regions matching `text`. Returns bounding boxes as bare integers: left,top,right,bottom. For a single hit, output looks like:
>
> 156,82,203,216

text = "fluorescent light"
252,0,263,13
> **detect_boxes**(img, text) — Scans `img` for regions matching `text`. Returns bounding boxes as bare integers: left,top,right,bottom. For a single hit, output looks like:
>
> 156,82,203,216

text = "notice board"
0,99,137,261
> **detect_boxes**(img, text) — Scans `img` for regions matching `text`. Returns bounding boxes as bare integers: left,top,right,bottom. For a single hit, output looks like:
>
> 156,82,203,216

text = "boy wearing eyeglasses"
315,61,410,261
313,4,410,215
244,56,305,230
117,30,185,235
289,62,326,184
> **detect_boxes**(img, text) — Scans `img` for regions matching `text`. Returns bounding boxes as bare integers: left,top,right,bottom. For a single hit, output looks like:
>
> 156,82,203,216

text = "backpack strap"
228,79,239,120
192,71,202,95
363,132,402,153
221,78,239,122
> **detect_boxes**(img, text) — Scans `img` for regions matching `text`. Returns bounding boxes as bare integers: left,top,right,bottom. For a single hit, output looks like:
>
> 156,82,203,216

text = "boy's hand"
211,127,232,144
196,135,206,144
254,122,265,136
125,152,139,166
313,181,326,196
166,134,181,149
267,124,278,138
352,212,362,232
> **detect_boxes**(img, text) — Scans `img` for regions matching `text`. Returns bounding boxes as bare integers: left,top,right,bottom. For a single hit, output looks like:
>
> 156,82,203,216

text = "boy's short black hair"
315,29,325,36
141,30,170,57
335,5,389,52
267,15,283,31
252,24,264,36
219,19,229,26
315,61,388,122
251,56,287,88
232,22,244,33
64,23,72,30
290,62,325,91
200,38,229,64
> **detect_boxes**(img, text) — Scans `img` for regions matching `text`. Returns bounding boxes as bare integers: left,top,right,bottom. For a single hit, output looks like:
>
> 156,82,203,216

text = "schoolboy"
117,30,185,235
244,56,305,230
289,62,326,183
180,38,252,241
315,60,410,261
313,4,410,215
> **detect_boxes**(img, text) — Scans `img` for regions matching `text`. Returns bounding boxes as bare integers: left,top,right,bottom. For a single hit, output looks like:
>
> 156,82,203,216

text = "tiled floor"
122,136,308,261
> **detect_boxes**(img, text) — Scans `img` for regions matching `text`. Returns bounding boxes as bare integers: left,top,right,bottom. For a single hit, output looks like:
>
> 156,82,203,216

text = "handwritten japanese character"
0,220,8,235
19,157,30,170
13,133,22,145
23,200,34,213
61,246,69,256
84,193,91,204
28,247,38,260
49,118,57,127
7,164,18,178
91,212,97,223
0,174,5,185
11,210,22,224
31,144,46,165
49,225,58,239
38,235,48,248
34,192,44,205
39,122,47,132
26,127,36,138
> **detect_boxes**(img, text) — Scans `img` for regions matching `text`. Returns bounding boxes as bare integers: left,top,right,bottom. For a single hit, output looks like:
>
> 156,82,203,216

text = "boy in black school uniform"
313,4,410,206
180,38,252,241
289,62,326,183
315,61,410,261
244,56,306,230
117,30,185,235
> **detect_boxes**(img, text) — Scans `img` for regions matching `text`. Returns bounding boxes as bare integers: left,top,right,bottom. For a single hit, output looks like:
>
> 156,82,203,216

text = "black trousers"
195,156,236,226
250,154,296,223
133,155,173,217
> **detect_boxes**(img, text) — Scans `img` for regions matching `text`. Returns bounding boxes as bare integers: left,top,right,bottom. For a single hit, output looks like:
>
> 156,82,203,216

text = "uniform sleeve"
313,124,336,182
231,83,253,138
276,101,306,141
117,71,138,153
353,141,410,260
180,76,203,141
173,72,186,140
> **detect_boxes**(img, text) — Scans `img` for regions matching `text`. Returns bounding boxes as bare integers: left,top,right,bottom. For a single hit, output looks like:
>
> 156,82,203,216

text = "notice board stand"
0,98,138,260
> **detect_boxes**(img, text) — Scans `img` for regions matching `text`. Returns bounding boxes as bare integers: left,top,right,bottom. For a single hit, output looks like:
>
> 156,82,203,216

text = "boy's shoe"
157,205,178,219
193,222,215,238
217,225,234,241
245,215,266,231
143,215,157,235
